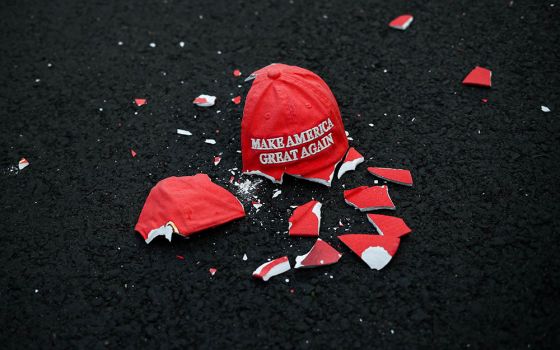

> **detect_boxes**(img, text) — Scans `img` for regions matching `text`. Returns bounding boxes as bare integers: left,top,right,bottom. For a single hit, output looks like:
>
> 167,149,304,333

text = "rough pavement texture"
1,0,559,348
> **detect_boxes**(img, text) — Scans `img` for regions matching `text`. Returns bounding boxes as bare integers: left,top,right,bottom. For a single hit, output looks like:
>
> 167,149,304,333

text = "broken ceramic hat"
241,63,349,186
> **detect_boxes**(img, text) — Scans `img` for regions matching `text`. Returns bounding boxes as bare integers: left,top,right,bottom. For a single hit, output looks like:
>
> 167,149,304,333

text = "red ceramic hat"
135,174,246,243
241,63,349,186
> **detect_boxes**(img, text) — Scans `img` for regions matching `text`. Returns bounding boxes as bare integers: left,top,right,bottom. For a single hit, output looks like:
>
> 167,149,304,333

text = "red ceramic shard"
18,158,29,170
288,200,322,237
130,149,137,157
252,256,291,281
462,66,492,88
294,239,342,268
367,214,411,238
481,98,488,103
344,185,395,211
389,14,413,30
232,96,242,105
338,234,400,270
135,174,246,244
193,94,216,107
176,255,185,260
337,147,365,179
214,156,222,166
209,267,217,276
233,69,242,77
367,167,413,186
134,98,147,106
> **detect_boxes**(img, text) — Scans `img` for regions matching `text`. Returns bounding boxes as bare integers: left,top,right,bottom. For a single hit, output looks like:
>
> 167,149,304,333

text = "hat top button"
267,70,281,79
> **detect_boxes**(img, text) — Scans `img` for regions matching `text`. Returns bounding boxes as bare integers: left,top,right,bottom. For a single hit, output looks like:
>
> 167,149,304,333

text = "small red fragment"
18,158,30,170
135,174,246,243
367,167,413,186
209,267,217,276
134,98,147,106
232,96,242,105
295,239,342,269
229,176,235,183
252,256,291,281
481,98,488,103
176,255,185,260
337,147,365,179
338,234,400,270
344,186,395,211
233,69,242,77
193,94,216,107
462,66,492,88
214,156,222,166
288,200,322,237
130,149,137,157
367,214,411,238
389,14,414,30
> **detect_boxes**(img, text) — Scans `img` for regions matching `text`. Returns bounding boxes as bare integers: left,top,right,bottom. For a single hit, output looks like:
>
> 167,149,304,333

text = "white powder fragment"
243,253,248,261
541,105,551,112
272,189,282,198
234,178,263,201
205,139,216,144
179,41,185,47
177,129,192,136
149,42,156,48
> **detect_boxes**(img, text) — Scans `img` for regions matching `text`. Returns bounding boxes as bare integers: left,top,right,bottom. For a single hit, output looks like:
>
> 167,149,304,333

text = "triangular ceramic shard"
337,147,365,179
134,98,147,106
193,94,217,107
288,200,322,237
252,256,291,281
232,96,242,104
367,214,411,238
344,185,396,211
389,14,414,30
135,174,246,243
294,239,342,268
462,66,492,87
338,234,400,270
18,158,29,170
367,167,413,186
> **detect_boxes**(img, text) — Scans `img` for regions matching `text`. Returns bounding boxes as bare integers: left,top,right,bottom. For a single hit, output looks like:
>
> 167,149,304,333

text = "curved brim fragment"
252,256,291,281
338,234,400,270
135,174,246,243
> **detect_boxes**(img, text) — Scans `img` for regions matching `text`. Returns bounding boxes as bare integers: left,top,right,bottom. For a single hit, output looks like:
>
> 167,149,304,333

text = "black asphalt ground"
1,0,559,348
